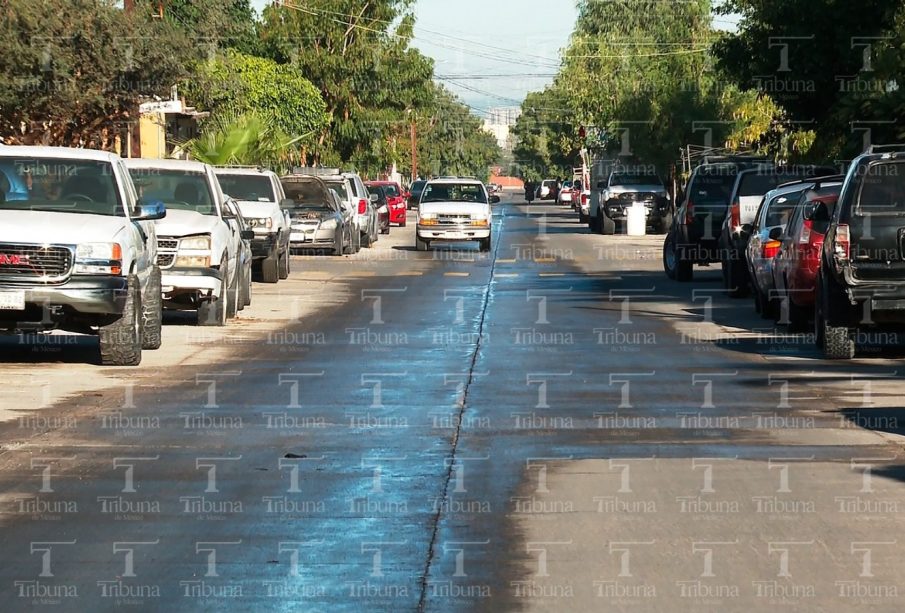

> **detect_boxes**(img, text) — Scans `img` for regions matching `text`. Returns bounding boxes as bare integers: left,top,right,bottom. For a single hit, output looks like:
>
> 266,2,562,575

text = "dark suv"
663,160,753,281
594,169,670,235
816,146,905,359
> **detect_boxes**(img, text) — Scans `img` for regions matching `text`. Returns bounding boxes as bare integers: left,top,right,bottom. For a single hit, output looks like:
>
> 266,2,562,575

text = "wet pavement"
1,195,904,611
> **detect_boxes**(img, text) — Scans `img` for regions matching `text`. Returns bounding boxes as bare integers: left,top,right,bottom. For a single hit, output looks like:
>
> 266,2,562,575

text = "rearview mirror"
768,227,783,241
134,199,166,221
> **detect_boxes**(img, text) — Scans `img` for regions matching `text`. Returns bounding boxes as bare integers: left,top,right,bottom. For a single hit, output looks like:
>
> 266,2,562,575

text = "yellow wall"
139,112,165,159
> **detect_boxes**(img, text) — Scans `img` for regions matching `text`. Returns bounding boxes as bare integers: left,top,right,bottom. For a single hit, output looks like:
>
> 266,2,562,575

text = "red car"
771,179,843,329
366,181,407,226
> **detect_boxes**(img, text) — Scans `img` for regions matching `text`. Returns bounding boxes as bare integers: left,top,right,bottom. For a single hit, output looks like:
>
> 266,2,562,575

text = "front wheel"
278,248,290,279
261,250,279,283
415,236,429,251
479,236,491,252
198,262,228,327
141,266,162,350
99,274,142,366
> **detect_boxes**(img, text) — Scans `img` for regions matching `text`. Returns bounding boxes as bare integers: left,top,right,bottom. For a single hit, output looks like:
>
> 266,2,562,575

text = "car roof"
0,146,122,163
426,178,484,185
214,167,276,177
124,158,210,173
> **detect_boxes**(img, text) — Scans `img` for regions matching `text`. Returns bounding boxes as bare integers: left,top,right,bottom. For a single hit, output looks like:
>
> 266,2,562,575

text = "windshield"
130,169,215,215
421,182,487,204
323,180,350,202
763,191,804,227
371,183,399,197
738,171,811,198
0,158,124,216
216,174,275,202
857,162,905,213
611,174,661,186
281,180,330,206
410,180,426,194
690,172,737,204
368,186,387,202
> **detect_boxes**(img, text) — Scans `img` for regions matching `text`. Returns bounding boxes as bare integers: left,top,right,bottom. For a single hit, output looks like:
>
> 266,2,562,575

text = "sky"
250,1,738,117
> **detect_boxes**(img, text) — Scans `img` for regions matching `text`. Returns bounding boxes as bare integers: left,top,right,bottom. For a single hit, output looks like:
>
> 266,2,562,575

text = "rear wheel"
99,275,142,366
141,266,162,350
278,247,290,279
815,274,855,359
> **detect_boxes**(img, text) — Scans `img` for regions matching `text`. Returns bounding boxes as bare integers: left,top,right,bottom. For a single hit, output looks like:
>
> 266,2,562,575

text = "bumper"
0,275,128,317
417,225,491,241
559,194,573,202
389,208,406,223
290,227,337,246
250,234,278,258
161,267,222,297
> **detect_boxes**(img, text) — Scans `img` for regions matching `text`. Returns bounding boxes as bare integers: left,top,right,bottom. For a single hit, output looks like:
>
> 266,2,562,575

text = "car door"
116,161,155,286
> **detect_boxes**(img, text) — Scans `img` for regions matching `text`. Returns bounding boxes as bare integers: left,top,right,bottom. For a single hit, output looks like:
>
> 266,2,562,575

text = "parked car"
663,160,750,281
719,165,836,297
815,146,905,358
365,180,406,226
557,180,574,205
574,180,591,223
280,174,353,255
221,198,255,312
408,179,427,209
416,178,499,252
744,182,813,320
771,178,844,329
591,169,670,234
537,179,559,201
366,185,392,234
213,167,292,283
344,172,379,247
0,147,165,365
126,159,253,327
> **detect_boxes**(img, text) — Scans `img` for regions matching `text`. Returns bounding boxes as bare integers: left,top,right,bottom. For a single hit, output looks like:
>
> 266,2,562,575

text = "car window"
763,190,805,227
324,180,351,202
0,157,124,216
690,172,736,204
216,174,276,202
611,174,661,186
422,182,488,204
383,184,400,197
411,180,426,193
857,162,905,214
130,169,215,215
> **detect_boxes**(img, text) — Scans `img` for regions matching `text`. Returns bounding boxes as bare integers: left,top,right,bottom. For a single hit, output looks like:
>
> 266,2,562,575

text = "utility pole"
124,0,134,12
410,118,418,182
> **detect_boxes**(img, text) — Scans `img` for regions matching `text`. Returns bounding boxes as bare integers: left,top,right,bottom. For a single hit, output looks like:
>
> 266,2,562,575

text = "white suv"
125,159,253,326
416,178,496,252
0,147,165,365
214,167,291,283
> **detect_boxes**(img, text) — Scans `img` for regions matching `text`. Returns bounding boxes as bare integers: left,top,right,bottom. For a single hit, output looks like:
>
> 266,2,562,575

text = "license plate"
0,290,26,310
444,232,467,239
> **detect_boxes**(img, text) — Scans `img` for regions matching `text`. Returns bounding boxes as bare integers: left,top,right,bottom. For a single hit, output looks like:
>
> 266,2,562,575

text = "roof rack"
290,167,342,176
215,165,266,171
776,174,846,190
865,144,905,154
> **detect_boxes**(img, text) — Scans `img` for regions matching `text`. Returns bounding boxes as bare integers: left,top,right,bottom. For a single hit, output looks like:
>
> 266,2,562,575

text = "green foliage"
184,50,328,144
183,111,302,169
511,85,581,181
134,0,260,55
0,0,186,146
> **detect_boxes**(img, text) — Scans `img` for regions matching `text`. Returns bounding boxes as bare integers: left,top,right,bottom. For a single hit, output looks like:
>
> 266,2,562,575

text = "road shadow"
833,406,905,437
0,334,102,365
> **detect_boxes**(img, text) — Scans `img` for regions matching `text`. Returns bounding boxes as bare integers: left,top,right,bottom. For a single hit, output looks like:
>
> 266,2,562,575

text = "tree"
183,111,303,169
183,50,328,144
134,0,260,55
511,84,581,181
0,0,187,147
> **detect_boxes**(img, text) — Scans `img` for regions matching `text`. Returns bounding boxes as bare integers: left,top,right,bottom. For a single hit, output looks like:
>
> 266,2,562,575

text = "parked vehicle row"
661,147,905,359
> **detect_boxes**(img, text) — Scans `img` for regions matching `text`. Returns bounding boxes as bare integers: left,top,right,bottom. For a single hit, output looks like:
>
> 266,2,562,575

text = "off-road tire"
261,249,279,283
140,266,162,350
99,274,142,366
278,247,290,279
226,265,239,319
816,274,855,359
198,262,227,327
479,236,492,252
600,212,616,235
416,236,429,252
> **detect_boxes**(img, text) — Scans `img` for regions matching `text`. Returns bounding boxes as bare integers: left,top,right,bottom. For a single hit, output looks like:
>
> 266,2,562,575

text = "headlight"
179,235,211,250
175,255,211,267
420,212,438,225
321,219,338,229
247,218,272,230
471,218,490,227
74,242,122,275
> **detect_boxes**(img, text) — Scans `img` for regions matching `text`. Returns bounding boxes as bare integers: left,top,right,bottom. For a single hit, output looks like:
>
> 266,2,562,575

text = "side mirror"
490,194,501,204
280,198,296,209
807,202,830,222
135,199,166,221
240,229,255,240
370,193,379,203
378,205,389,214
768,227,783,241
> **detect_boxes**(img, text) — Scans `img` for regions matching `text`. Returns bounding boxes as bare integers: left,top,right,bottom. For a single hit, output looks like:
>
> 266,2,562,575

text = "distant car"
416,178,498,252
408,180,427,209
365,181,406,227
280,175,353,255
366,185,392,235
557,180,574,205
772,179,844,330
537,179,559,201
592,169,670,234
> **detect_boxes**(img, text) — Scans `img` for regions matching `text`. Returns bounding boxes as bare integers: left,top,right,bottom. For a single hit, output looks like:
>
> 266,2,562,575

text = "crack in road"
416,213,504,611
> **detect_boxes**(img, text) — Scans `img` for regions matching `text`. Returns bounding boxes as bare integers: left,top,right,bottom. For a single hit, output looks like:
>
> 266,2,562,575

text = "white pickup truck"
416,178,497,252
0,146,166,365
214,167,292,283
125,159,253,326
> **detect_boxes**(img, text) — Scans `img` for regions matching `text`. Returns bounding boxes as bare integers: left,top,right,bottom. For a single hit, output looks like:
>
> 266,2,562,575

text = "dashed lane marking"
496,258,517,264
538,273,566,277
494,273,520,278
444,272,470,277
396,271,424,276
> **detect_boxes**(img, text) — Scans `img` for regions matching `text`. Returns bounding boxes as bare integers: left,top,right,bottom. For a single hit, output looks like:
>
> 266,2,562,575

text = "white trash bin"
626,202,646,236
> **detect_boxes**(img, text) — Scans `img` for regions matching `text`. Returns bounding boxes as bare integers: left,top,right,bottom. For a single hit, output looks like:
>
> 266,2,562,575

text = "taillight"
729,200,740,230
580,193,588,205
358,198,367,214
685,201,694,225
798,220,812,245
762,240,781,259
834,224,850,260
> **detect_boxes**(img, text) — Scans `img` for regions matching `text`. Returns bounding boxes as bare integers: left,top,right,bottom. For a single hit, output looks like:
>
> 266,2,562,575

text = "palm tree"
182,111,308,169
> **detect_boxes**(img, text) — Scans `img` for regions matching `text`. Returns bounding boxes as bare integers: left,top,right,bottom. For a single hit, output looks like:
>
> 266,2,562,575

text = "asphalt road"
1,194,905,611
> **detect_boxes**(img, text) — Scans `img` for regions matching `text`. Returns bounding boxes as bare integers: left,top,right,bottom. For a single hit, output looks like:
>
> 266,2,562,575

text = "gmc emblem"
0,254,27,265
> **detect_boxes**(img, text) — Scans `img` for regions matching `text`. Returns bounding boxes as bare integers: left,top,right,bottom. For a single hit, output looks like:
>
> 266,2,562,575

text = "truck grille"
438,214,472,225
0,243,73,283
156,236,178,270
